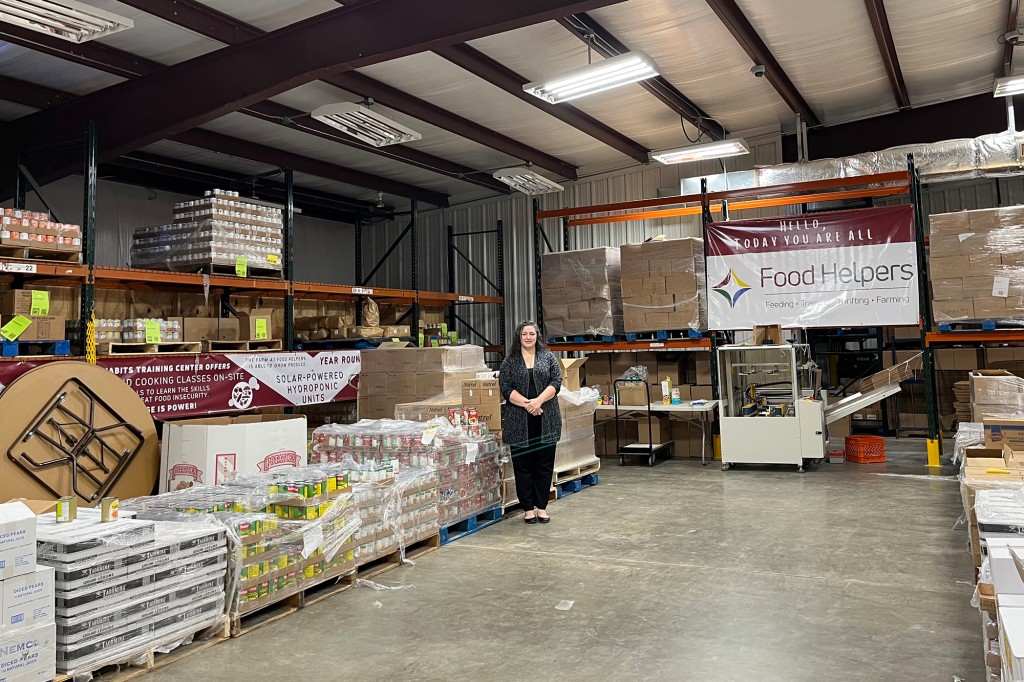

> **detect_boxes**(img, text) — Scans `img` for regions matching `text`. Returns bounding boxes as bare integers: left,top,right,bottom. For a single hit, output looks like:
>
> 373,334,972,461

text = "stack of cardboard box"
0,289,65,342
929,207,1024,324
620,238,706,333
541,246,622,337
0,502,55,682
462,378,502,442
358,344,489,420
971,370,1024,422
181,316,240,342
1,208,81,258
555,358,599,473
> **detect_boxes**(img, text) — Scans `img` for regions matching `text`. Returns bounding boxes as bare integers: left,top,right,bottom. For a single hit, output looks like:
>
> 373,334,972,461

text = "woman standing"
500,321,562,524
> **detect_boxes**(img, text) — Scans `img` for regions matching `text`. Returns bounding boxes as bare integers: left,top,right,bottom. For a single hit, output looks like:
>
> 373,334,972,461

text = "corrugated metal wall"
360,133,784,347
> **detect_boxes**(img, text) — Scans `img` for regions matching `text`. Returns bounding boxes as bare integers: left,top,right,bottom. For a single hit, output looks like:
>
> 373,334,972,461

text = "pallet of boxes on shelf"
542,246,622,339
929,206,1024,328
311,417,503,547
0,208,82,262
357,343,490,420
130,190,283,277
0,288,69,357
620,237,706,335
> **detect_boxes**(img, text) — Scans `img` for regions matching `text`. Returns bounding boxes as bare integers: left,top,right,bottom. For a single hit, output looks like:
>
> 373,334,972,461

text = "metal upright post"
496,219,506,350
283,168,295,351
409,200,420,345
80,121,97,353
354,211,364,285
14,148,25,211
446,224,456,336
533,198,544,323
909,154,940,466
562,217,571,252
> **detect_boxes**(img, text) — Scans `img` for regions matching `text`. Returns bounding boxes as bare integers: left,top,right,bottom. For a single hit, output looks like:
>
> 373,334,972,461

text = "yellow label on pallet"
145,320,162,344
235,256,248,277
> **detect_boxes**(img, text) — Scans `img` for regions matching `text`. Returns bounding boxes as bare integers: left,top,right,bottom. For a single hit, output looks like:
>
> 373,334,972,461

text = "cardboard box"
934,348,979,371
475,403,502,430
359,396,395,420
636,416,671,444
462,379,500,405
183,317,220,342
160,415,307,491
694,355,713,385
387,373,418,397
0,622,55,682
559,357,587,392
360,344,416,374
931,299,975,322
219,317,239,341
972,370,1024,405
985,418,1024,449
616,383,649,406
0,290,47,316
691,385,714,401
0,502,35,580
0,315,65,342
2,566,53,635
239,308,273,341
358,372,387,395
753,324,783,345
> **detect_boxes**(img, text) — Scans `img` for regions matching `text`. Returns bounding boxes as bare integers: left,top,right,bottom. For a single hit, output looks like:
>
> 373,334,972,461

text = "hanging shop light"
523,50,659,104
493,167,564,195
994,74,1024,97
651,138,750,165
0,0,134,43
311,102,422,148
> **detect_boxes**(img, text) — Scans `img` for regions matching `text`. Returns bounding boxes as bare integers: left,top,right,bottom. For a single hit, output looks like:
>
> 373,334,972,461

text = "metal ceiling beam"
116,0,578,180
0,81,384,214
704,0,821,126
0,74,74,110
863,0,910,109
435,43,649,163
0,0,622,197
171,129,449,206
556,13,726,141
0,21,457,202
1005,0,1021,76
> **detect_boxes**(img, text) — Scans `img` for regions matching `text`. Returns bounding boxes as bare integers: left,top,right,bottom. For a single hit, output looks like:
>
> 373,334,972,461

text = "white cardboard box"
989,540,1024,595
2,566,54,635
0,622,55,682
159,415,307,492
0,502,35,580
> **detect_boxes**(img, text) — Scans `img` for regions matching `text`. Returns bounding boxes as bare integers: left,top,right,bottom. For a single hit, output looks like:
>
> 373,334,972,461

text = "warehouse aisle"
147,444,979,682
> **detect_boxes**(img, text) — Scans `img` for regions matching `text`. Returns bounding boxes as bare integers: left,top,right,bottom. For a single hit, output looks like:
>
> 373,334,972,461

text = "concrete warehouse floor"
146,440,980,682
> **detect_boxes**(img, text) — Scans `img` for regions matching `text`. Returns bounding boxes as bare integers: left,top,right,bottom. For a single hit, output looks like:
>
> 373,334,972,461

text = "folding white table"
596,400,720,466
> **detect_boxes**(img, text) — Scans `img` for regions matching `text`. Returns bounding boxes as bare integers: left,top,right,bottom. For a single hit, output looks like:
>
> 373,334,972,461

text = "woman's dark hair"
510,320,547,356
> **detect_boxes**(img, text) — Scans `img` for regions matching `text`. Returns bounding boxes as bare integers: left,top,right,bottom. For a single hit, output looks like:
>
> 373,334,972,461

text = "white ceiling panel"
584,0,793,134
90,1,222,64
0,43,123,94
886,0,1004,105
0,100,35,122
735,0,895,124
357,52,620,170
267,81,521,172
467,20,691,153
196,111,479,196
199,0,339,32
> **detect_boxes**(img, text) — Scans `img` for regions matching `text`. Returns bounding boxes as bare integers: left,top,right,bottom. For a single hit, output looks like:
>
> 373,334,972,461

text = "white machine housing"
717,343,901,470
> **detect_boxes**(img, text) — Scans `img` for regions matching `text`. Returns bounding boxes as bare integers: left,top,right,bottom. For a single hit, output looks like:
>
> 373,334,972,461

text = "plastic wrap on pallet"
929,204,1024,325
975,489,1024,530
130,191,284,273
954,422,985,466
620,237,707,333
0,207,82,253
541,246,622,337
970,371,1024,421
394,390,463,422
35,513,229,678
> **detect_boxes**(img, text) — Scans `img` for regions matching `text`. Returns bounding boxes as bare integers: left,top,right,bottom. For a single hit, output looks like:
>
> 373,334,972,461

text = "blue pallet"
938,320,999,332
554,473,599,500
1,339,70,358
439,505,503,545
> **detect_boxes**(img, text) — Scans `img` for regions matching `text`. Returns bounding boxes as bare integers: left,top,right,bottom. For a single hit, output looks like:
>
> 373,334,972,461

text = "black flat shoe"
537,515,550,524
524,515,539,524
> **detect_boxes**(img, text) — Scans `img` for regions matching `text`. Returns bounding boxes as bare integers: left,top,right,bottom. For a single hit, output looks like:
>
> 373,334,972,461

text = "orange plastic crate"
845,435,886,463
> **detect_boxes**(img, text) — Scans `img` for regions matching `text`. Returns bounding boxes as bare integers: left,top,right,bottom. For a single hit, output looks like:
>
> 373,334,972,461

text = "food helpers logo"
711,268,753,308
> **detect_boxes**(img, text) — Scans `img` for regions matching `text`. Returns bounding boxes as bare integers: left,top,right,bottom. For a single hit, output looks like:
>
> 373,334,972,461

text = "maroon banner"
705,205,915,256
0,351,360,419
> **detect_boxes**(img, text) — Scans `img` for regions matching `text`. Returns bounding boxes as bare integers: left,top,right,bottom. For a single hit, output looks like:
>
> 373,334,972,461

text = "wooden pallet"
440,506,502,545
553,459,602,485
56,617,228,682
0,244,81,263
202,338,284,353
97,341,203,355
230,532,439,637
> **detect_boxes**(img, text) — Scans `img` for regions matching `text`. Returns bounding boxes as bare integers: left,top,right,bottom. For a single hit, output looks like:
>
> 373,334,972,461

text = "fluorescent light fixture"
651,138,750,165
523,50,659,104
995,75,1024,97
0,0,133,43
494,167,564,195
311,102,422,147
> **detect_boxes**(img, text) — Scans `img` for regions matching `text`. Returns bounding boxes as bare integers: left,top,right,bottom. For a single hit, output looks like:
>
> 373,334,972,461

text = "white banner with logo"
704,205,920,329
